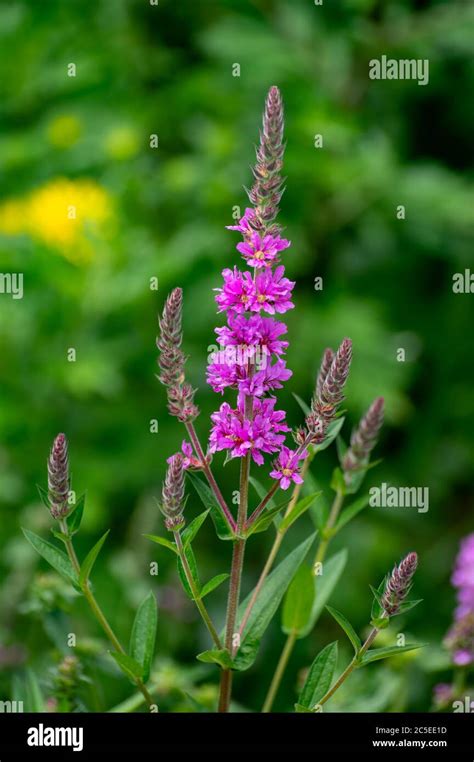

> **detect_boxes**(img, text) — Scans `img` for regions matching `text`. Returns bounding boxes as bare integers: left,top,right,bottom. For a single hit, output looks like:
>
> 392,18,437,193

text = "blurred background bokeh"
0,0,473,712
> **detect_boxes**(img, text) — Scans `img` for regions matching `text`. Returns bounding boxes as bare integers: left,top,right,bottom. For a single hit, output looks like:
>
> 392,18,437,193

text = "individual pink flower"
255,316,289,357
167,440,201,470
226,207,255,236
206,361,239,394
251,265,295,314
236,232,290,269
270,446,307,490
215,268,254,313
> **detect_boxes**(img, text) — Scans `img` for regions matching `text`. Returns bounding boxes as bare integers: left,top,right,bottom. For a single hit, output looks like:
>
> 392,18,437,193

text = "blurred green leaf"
144,534,178,555
66,493,86,535
79,530,110,587
196,648,233,669
232,533,316,671
282,565,315,637
200,573,229,599
326,605,361,653
279,492,321,533
182,509,210,549
22,529,78,587
109,651,143,681
299,549,348,638
298,642,338,710
360,644,425,666
129,591,157,683
177,544,200,600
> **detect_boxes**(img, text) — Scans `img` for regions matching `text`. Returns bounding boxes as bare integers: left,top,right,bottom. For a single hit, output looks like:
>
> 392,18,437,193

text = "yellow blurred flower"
0,178,112,264
47,115,82,148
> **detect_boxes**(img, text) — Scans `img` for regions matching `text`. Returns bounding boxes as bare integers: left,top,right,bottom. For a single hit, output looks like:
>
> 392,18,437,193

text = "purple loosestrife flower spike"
157,288,185,387
320,337,352,410
48,433,70,519
157,287,199,422
305,338,352,444
315,347,335,401
248,85,285,233
161,453,186,531
381,552,418,616
342,396,384,477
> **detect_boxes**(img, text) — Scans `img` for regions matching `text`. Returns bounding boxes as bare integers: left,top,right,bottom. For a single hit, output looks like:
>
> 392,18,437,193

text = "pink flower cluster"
445,533,474,666
209,397,289,465
207,209,296,472
452,533,474,620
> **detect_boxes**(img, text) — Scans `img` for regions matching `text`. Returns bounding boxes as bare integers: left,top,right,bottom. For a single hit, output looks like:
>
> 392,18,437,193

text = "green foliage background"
0,0,472,711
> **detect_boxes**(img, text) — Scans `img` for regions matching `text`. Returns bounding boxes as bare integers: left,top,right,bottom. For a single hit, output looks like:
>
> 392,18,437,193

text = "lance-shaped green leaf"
245,501,287,537
298,641,338,709
36,484,51,511
279,492,321,533
282,565,315,637
182,509,210,549
129,591,157,683
79,530,110,587
312,416,345,454
344,459,382,495
232,533,317,671
177,544,201,600
22,529,78,587
330,466,347,495
333,493,370,535
298,548,348,638
292,393,311,417
144,534,178,555
196,648,233,669
396,599,423,615
370,576,388,622
66,493,86,535
200,573,229,599
187,471,234,540
360,643,426,666
326,605,361,653
109,651,144,681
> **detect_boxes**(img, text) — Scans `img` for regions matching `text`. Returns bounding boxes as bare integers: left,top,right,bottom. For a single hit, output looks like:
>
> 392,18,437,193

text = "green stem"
238,451,313,639
173,531,222,649
218,408,252,712
185,421,236,532
318,626,379,708
262,631,297,713
313,489,344,571
59,520,155,711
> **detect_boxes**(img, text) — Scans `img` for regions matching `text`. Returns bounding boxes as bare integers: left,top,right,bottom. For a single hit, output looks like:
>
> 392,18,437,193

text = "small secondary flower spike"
47,433,70,518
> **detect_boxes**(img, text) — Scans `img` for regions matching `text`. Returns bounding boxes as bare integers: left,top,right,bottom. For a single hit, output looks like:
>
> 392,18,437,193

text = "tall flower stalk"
152,86,424,714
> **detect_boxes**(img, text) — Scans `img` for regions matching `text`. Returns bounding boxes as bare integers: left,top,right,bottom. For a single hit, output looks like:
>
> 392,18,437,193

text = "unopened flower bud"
381,552,418,616
342,397,384,478
161,453,186,531
48,434,70,519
